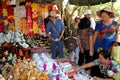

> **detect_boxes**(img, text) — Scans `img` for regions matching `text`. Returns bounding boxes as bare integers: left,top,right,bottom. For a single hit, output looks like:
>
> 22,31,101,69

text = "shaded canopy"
69,0,116,6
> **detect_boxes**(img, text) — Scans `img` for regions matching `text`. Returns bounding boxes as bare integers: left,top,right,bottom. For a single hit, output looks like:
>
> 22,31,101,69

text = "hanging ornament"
20,18,28,35
40,4,45,9
29,28,34,38
41,20,46,34
0,20,4,32
19,5,26,18
2,8,8,17
26,3,32,22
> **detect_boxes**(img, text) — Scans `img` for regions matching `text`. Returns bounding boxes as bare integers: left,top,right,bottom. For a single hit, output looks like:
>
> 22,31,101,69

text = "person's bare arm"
47,34,54,41
89,35,94,56
93,31,98,44
59,30,65,40
76,62,96,70
94,77,113,80
77,35,84,53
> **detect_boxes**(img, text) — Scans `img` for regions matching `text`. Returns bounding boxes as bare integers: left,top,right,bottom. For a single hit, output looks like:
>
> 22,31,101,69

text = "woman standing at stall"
94,7,118,53
92,7,118,77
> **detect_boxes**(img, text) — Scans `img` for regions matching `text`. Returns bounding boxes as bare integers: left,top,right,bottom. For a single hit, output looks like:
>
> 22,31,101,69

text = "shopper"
84,9,96,30
93,7,118,57
74,50,120,80
70,16,80,37
69,16,80,65
92,7,118,77
46,11,65,59
77,16,94,66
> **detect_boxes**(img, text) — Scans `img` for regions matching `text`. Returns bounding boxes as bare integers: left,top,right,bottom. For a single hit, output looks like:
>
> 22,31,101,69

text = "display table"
32,52,69,80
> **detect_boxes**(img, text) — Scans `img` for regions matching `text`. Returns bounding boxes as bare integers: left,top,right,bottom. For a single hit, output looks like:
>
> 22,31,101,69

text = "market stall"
0,0,97,80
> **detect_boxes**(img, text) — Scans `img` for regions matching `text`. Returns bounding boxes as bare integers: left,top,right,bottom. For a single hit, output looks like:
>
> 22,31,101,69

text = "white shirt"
90,17,96,30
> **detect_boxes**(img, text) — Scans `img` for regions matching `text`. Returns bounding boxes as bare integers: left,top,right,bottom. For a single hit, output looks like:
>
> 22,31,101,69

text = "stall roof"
69,0,116,6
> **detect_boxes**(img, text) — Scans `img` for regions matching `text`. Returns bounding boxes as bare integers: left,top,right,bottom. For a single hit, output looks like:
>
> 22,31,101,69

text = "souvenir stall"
0,0,94,80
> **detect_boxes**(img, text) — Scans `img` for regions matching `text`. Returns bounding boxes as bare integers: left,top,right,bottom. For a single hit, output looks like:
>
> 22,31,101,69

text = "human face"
75,18,80,24
85,14,91,19
49,16,56,23
98,54,108,64
101,12,111,22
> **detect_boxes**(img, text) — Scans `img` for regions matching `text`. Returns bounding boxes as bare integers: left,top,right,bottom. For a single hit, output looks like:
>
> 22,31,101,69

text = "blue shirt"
46,18,65,39
94,21,118,52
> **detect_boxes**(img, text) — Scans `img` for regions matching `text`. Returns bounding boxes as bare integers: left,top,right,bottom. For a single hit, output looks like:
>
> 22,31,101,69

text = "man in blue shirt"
46,11,65,59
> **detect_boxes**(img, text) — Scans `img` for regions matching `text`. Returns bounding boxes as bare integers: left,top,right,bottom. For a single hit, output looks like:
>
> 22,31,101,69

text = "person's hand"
59,36,62,40
80,48,84,53
73,66,81,72
90,50,94,56
51,37,55,41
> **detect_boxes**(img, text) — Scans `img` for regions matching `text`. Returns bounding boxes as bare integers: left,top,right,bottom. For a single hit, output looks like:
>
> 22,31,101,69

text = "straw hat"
96,7,114,18
49,11,57,17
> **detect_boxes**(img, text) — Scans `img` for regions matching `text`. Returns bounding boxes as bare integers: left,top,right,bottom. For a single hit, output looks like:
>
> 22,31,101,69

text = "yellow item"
33,23,39,33
3,8,8,17
20,18,28,35
8,24,15,31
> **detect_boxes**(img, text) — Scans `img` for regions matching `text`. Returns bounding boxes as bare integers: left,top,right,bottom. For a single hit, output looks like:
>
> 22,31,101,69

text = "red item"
26,5,32,23
7,6,14,16
29,30,34,38
27,23,32,30
52,5,57,13
26,0,31,2
0,21,4,32
48,4,52,11
57,60,77,78
0,7,2,15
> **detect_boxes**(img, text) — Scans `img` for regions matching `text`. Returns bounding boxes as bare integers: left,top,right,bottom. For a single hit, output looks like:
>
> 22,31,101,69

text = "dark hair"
98,50,111,59
78,17,91,29
100,10,114,18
